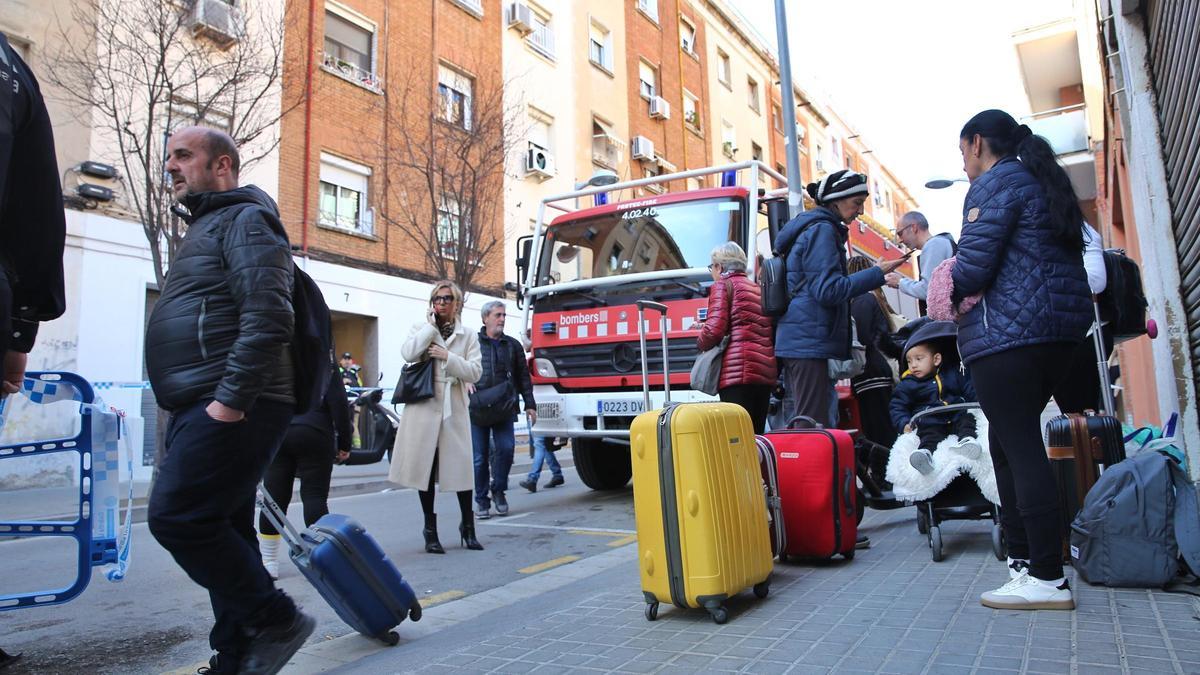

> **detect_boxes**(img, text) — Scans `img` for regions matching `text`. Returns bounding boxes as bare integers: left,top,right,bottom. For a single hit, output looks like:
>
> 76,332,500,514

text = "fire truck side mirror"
515,236,533,308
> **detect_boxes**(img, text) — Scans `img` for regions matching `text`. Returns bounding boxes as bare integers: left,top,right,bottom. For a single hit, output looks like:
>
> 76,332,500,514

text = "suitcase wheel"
409,603,422,622
929,526,944,562
842,547,855,561
753,581,769,599
644,602,659,622
379,631,400,646
708,605,728,625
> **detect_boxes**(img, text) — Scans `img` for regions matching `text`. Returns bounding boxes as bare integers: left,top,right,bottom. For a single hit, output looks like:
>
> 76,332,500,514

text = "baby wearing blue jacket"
890,340,982,475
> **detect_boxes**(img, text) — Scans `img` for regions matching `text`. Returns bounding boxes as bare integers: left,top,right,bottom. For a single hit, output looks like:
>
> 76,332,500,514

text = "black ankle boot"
423,514,444,554
459,522,483,550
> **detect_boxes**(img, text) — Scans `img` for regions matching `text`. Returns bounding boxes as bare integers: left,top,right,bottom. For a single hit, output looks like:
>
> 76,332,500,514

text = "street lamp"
575,169,619,206
924,178,969,189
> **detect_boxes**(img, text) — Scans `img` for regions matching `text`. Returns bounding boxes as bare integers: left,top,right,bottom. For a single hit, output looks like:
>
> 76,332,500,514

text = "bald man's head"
165,126,240,198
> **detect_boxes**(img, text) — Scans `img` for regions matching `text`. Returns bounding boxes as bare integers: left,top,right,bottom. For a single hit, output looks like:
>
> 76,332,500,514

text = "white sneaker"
260,535,281,580
949,437,982,459
1007,557,1030,580
980,573,1074,610
909,448,934,475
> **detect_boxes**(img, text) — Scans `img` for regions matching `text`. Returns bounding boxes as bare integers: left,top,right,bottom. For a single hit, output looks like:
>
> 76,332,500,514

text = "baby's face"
906,345,942,379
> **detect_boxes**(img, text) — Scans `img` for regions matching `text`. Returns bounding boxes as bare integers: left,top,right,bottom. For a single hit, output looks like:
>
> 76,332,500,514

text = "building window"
588,20,614,72
436,194,471,259
637,0,658,23
638,60,657,99
815,143,825,173
167,98,233,134
323,8,381,90
683,90,700,131
747,77,760,113
449,0,484,18
717,49,731,88
721,119,736,158
751,142,763,162
592,117,624,168
772,104,782,133
437,64,473,130
686,176,703,191
526,8,555,59
318,153,372,235
679,19,696,55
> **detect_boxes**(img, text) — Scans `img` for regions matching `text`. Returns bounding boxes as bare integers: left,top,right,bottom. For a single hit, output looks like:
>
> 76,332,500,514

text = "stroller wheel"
916,507,929,535
855,488,866,525
991,523,1006,560
930,526,944,562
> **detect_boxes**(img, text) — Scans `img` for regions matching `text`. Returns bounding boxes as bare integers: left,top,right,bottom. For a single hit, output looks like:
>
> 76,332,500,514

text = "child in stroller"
890,323,983,475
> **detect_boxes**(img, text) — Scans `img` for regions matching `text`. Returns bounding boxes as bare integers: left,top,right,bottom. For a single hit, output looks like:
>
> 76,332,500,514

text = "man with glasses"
885,211,957,313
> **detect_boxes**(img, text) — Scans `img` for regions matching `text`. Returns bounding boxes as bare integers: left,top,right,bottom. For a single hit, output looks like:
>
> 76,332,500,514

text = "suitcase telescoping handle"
257,483,310,556
1091,299,1117,416
636,300,670,410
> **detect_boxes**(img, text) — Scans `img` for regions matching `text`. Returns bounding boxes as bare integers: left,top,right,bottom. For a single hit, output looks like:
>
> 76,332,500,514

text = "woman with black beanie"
951,109,1091,610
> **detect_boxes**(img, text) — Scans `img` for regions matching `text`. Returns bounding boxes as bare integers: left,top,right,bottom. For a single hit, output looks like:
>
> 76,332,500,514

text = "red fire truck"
514,162,786,490
514,161,913,491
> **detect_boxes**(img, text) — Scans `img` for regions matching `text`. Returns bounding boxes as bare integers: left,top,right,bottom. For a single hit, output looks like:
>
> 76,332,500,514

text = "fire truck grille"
540,338,701,379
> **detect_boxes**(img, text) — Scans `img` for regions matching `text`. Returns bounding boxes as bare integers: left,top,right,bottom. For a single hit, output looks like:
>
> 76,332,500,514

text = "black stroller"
853,320,1006,562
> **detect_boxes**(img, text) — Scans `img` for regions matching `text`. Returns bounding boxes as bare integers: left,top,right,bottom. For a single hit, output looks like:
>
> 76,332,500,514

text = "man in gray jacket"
885,211,956,308
145,126,312,675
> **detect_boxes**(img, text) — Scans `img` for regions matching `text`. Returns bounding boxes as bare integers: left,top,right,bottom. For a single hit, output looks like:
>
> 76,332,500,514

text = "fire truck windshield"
537,196,741,285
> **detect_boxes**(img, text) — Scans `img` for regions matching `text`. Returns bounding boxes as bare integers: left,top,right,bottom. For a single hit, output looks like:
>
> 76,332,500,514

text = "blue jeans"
527,434,562,482
471,419,516,507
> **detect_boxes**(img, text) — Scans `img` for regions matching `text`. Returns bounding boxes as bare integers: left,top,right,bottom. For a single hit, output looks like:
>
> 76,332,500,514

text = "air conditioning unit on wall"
525,143,556,179
649,96,671,120
190,0,245,46
631,136,655,161
507,2,534,33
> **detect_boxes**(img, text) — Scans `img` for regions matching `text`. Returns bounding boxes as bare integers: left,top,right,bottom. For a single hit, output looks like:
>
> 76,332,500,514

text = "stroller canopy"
902,320,961,367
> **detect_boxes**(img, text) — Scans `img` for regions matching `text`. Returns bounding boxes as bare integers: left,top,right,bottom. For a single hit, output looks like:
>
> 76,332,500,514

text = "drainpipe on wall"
300,0,318,253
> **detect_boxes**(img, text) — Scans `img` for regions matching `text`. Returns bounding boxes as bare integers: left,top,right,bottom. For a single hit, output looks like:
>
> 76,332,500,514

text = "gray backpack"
1070,450,1200,587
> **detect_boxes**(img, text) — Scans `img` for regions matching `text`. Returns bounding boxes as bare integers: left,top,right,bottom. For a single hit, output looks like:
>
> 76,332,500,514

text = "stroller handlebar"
909,402,981,427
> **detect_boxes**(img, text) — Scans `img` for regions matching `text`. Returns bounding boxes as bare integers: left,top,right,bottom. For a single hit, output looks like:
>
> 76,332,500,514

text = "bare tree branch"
42,0,302,289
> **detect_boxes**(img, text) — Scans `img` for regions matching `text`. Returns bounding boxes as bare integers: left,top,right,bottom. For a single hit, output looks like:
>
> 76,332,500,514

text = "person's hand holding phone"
876,250,913,275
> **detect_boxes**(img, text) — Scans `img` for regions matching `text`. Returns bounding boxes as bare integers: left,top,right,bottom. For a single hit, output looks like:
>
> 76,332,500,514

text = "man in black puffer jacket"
145,126,313,675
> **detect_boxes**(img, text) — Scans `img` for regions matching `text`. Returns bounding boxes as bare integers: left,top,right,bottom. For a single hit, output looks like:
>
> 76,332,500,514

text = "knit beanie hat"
805,169,869,205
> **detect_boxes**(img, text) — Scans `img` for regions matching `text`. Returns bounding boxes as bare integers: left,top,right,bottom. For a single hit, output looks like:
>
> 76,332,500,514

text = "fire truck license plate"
597,399,646,416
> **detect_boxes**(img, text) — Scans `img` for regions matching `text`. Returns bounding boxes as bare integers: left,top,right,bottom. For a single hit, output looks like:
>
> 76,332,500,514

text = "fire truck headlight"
533,358,557,378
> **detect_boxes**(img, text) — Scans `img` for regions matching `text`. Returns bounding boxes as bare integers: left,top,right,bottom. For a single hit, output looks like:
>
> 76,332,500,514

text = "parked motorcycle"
343,388,399,466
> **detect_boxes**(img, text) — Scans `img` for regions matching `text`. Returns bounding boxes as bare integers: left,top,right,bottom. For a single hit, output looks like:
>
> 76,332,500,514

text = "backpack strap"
1170,458,1200,578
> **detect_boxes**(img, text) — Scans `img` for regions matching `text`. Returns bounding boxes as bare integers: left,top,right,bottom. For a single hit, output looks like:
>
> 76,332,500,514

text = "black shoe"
197,653,236,675
422,514,444,554
460,523,484,550
545,475,565,488
519,479,537,493
239,610,316,675
493,491,509,516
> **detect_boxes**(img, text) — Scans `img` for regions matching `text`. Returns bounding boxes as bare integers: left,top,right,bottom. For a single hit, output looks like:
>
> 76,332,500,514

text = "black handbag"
469,338,518,426
391,359,435,405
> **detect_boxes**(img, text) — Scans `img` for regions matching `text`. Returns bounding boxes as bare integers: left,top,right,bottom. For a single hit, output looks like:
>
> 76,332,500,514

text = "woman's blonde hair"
710,241,747,272
429,279,464,317
847,255,897,318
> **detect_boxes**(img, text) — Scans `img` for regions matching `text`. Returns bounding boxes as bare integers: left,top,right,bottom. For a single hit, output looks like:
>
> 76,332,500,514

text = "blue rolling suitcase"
258,488,421,645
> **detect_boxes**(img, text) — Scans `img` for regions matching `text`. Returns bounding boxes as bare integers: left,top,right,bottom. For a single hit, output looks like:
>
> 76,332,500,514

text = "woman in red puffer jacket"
697,242,778,433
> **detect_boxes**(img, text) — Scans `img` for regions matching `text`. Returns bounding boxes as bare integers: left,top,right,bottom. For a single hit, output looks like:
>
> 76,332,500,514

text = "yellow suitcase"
630,301,773,624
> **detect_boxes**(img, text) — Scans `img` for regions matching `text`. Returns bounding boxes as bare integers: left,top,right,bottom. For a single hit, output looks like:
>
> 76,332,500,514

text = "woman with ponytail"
951,109,1091,611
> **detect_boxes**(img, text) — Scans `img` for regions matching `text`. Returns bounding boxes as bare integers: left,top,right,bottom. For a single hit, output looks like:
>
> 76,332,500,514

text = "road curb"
284,540,638,673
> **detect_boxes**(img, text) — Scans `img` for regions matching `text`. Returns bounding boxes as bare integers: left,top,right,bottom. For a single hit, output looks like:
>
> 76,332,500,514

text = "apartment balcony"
1024,104,1097,200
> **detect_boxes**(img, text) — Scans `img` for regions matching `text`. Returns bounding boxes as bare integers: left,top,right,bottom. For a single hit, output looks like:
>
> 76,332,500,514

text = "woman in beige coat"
389,281,484,552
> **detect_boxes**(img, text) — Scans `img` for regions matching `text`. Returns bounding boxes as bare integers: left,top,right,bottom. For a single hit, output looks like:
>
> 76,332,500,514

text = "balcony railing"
527,23,555,59
1025,104,1088,155
321,53,383,92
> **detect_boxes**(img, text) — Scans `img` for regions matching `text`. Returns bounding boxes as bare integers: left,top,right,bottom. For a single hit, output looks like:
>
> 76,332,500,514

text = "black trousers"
916,412,978,453
719,383,772,435
969,342,1077,581
259,424,336,534
779,358,834,429
1053,330,1114,414
148,398,296,661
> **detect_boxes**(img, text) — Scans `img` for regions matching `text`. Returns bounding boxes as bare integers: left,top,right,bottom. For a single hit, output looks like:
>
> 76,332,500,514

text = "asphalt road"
0,460,636,674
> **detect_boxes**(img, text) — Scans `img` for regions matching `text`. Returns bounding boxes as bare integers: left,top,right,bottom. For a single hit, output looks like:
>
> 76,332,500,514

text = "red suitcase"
759,419,857,561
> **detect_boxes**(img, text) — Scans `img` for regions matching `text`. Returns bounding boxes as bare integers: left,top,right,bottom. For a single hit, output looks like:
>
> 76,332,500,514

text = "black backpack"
291,265,335,413
1097,249,1148,341
760,220,819,317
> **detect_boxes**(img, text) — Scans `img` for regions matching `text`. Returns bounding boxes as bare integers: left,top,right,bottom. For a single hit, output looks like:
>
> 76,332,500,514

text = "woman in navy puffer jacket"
952,110,1091,612
697,242,777,433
